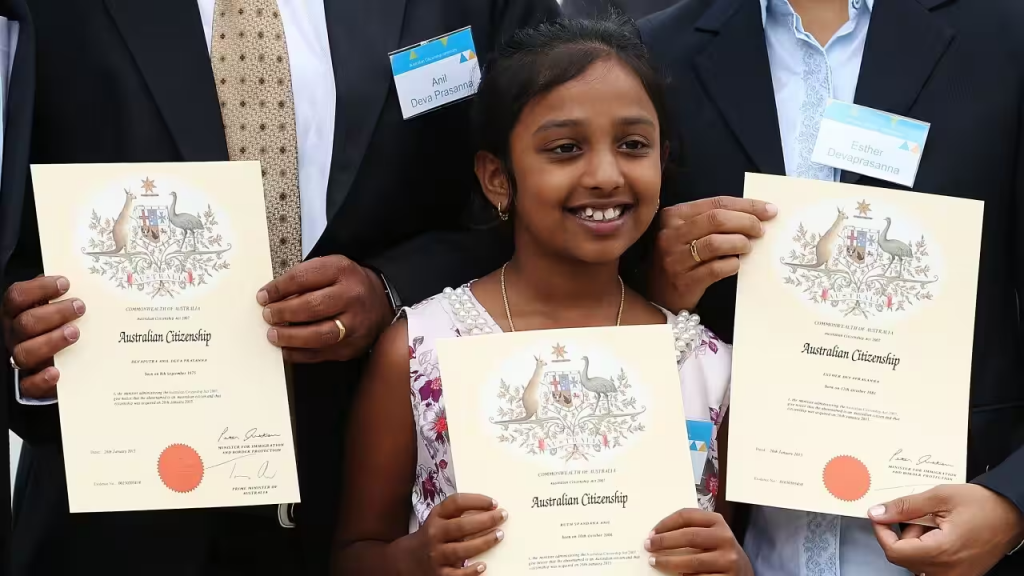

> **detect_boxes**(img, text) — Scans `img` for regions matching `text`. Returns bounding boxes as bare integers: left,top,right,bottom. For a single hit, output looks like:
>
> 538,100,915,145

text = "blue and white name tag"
389,26,481,120
811,99,931,187
686,419,714,486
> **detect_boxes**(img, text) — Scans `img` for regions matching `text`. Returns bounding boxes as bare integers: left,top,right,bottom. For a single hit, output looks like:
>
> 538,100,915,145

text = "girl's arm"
332,318,418,575
332,319,508,576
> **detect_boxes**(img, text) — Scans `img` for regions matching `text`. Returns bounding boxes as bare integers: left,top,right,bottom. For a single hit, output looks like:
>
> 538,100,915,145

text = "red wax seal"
158,444,204,493
823,455,871,502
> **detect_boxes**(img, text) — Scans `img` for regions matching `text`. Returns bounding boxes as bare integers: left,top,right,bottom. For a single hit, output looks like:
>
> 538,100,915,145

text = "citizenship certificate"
437,325,697,574
728,173,983,517
31,162,300,513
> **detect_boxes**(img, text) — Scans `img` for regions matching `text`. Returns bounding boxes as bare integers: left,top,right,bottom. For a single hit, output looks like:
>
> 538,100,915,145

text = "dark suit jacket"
0,0,34,568
0,0,559,573
562,0,679,20
640,0,1024,572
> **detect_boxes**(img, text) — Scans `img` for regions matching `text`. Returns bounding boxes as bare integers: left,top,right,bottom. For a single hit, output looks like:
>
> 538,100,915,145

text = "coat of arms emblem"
137,206,169,244
780,199,938,317
490,343,646,461
82,178,232,298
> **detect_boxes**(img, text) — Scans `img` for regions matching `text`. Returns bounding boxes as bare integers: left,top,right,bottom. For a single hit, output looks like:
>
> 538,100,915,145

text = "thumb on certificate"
868,488,945,524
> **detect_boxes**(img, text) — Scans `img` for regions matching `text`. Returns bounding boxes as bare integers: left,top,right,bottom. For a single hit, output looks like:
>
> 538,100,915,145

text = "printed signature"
218,427,282,443
205,453,277,481
889,448,955,468
229,460,277,480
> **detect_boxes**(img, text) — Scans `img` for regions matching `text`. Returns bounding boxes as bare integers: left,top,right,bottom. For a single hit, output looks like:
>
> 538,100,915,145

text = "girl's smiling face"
478,56,663,264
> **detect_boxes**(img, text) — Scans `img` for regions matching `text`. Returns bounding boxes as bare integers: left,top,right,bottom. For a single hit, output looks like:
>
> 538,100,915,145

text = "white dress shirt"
16,1,335,405
742,1,912,575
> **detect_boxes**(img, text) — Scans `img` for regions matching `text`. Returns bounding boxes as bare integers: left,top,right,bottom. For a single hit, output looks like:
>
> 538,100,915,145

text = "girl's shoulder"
669,308,731,426
624,293,728,365
665,309,730,366
404,284,497,338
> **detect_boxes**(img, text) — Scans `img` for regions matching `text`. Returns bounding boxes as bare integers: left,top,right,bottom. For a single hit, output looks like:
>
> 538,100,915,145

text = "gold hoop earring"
498,202,509,221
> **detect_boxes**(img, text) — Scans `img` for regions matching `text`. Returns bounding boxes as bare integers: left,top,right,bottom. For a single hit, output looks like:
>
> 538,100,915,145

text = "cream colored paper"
728,173,983,517
437,325,697,574
31,162,300,513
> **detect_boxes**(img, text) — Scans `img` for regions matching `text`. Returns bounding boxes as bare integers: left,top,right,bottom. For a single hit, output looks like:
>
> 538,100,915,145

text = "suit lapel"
0,0,34,274
322,0,406,221
104,0,228,162
692,0,786,176
841,0,954,185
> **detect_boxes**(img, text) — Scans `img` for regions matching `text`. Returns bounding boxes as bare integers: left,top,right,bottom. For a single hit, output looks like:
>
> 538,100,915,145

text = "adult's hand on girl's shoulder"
651,197,777,313
646,508,753,576
397,493,508,575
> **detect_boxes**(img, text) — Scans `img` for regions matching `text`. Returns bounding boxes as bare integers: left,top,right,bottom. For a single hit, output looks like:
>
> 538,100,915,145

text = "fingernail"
765,203,778,216
495,530,504,542
644,539,652,551
267,329,278,344
72,300,85,316
492,499,499,509
648,530,655,538
868,505,886,517
64,325,80,342
648,556,656,567
262,307,273,324
56,277,70,293
257,290,268,305
476,563,487,573
500,509,508,521
43,368,58,383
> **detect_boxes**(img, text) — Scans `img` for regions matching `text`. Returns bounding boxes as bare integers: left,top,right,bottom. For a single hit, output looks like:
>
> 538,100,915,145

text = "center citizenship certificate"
437,325,698,574
728,173,983,517
31,162,300,513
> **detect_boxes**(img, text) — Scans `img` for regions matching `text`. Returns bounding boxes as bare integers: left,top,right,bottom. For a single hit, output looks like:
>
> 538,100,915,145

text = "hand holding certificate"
25,161,300,513
727,173,983,519
651,197,778,314
3,274,82,399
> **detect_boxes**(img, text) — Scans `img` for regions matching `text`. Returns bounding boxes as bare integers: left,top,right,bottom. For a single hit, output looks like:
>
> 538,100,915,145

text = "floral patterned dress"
403,284,732,531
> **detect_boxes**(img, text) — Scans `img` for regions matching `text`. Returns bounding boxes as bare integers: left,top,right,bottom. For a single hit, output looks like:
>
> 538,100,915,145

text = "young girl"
333,16,748,576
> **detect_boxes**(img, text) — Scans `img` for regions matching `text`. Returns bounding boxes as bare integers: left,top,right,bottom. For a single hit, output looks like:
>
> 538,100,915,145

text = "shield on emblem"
545,370,583,408
137,206,169,244
840,225,879,268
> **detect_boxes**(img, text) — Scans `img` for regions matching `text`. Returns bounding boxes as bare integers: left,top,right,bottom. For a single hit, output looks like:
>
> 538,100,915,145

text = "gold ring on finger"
334,319,346,343
690,239,702,263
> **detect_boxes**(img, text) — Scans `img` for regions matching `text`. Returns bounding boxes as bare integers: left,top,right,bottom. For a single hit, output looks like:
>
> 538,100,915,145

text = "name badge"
389,26,481,120
687,419,714,486
811,99,931,187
